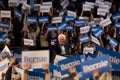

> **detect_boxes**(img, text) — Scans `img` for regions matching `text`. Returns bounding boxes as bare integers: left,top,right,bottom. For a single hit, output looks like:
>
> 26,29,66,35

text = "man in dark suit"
51,34,70,63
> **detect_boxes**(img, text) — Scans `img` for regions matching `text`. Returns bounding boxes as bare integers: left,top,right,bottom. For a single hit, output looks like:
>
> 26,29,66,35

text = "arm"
42,64,50,80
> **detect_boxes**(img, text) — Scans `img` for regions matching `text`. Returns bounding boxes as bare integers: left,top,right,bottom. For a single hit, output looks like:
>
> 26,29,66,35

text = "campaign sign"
80,26,90,34
57,21,67,31
93,28,104,38
91,25,101,32
79,34,90,43
83,47,94,54
27,71,45,80
8,0,19,7
115,23,120,28
112,71,120,80
34,4,41,11
65,16,74,21
14,10,22,18
42,2,52,8
81,55,110,79
109,38,118,48
52,17,62,24
75,19,85,27
0,58,9,79
40,5,50,13
58,55,81,75
38,16,49,24
22,3,31,10
65,24,73,31
67,10,76,18
97,8,106,16
27,17,37,24
24,38,34,46
61,0,69,9
91,35,100,46
100,18,112,27
83,4,91,11
22,50,49,69
1,11,11,18
112,13,120,21
54,55,67,65
96,46,120,70
50,63,61,78
0,22,10,28
11,49,22,63
47,26,57,32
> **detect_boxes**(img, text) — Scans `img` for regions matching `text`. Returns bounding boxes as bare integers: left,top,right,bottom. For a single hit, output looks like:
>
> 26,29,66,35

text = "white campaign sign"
67,10,76,18
42,2,52,8
18,0,27,3
97,8,107,16
1,11,11,18
100,18,111,27
8,0,18,7
24,38,34,46
91,35,100,46
0,58,9,79
40,5,50,13
80,26,90,34
22,50,49,69
83,47,94,54
83,4,91,11
52,17,62,23
61,0,69,9
54,55,67,65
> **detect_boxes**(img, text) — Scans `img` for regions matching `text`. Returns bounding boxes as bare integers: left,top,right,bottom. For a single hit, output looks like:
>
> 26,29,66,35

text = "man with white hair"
51,33,70,63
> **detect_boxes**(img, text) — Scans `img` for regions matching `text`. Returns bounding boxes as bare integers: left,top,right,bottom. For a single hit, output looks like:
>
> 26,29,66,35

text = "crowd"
0,0,120,80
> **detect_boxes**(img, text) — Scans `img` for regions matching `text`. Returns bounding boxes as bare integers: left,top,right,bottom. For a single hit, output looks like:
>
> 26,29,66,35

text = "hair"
58,34,66,40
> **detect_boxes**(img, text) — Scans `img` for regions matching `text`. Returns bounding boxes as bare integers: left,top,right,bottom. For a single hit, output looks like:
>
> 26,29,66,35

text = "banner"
83,4,91,11
65,16,74,21
79,34,90,43
27,17,37,24
42,2,52,8
1,11,11,18
83,47,94,54
80,26,90,34
52,17,62,24
38,16,49,24
34,4,41,11
0,22,10,28
96,46,120,70
109,38,118,47
67,10,76,18
24,38,34,46
54,55,67,65
91,35,100,46
47,26,57,32
14,10,22,18
115,23,120,28
81,55,110,79
61,0,69,9
27,71,45,80
8,0,18,7
57,21,67,30
22,50,49,69
40,5,50,13
97,8,107,16
93,28,104,38
11,49,22,63
58,55,81,79
0,58,9,79
100,18,112,27
75,19,85,27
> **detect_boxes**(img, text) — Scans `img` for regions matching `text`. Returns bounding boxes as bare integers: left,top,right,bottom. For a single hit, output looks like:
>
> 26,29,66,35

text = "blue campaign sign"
81,55,110,79
58,55,81,77
109,38,118,48
112,71,120,80
96,46,120,71
115,22,120,28
38,16,49,24
65,24,73,31
93,28,104,38
57,21,67,31
47,26,57,32
28,71,45,80
27,17,37,24
65,16,74,21
75,19,85,27
79,34,90,43
11,49,22,63
0,22,10,28
112,13,120,21
14,10,22,18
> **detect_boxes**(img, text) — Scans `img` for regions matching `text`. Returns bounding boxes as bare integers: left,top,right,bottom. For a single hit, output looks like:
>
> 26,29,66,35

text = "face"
58,36,66,45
